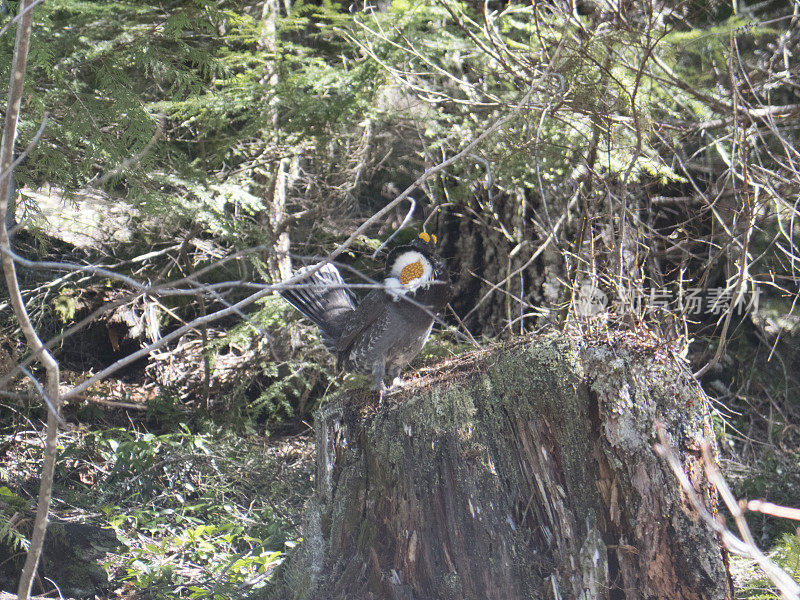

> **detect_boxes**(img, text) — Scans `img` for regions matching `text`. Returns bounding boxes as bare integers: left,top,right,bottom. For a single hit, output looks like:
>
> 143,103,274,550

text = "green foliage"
209,295,340,428
2,0,378,248
416,332,474,362
340,0,784,191
735,533,800,599
0,486,29,552
115,520,283,597
250,355,332,422
145,395,191,432
53,291,78,323
42,423,306,597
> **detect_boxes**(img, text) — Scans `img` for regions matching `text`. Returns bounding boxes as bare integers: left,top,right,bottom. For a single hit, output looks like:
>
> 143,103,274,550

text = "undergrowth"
733,535,800,600
0,412,314,599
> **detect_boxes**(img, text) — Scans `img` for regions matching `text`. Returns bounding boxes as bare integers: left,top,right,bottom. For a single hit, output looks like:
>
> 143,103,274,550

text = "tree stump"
266,336,731,600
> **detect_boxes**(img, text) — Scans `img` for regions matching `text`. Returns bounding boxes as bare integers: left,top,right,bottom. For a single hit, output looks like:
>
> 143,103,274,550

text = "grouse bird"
279,232,451,391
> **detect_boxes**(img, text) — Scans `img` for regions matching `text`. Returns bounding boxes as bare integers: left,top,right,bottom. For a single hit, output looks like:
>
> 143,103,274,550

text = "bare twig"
0,0,46,40
73,396,149,411
744,500,800,523
463,183,581,323
3,247,151,291
314,25,569,273
372,195,416,258
16,366,65,427
0,3,62,599
654,424,800,600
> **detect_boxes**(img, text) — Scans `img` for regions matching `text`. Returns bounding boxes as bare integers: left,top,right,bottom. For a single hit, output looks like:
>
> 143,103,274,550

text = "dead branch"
0,2,62,599
655,424,800,600
744,500,800,523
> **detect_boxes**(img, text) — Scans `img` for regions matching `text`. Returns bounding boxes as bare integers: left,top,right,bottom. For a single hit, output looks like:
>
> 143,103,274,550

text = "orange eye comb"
419,232,437,244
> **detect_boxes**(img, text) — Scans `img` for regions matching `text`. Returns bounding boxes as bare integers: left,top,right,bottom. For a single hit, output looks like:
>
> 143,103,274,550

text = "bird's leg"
371,361,390,404
371,361,387,392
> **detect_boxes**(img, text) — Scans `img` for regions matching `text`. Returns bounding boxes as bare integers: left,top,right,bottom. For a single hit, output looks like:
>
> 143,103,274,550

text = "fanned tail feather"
278,263,356,351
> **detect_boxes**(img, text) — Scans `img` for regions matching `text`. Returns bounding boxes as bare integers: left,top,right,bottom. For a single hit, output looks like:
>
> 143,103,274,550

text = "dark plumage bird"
279,232,451,391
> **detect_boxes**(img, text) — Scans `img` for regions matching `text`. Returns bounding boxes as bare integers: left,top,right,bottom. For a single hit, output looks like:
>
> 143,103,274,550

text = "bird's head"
384,232,446,298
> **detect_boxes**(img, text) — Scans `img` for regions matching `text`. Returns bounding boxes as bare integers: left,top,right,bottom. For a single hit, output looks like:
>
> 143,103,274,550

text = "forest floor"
1,352,799,599
0,380,316,599
1,191,318,598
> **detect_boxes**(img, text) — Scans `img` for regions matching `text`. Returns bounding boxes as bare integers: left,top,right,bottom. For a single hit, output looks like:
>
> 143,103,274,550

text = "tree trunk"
266,336,731,600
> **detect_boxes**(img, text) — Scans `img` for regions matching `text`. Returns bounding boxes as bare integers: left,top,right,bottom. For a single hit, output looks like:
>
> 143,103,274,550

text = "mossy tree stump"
267,337,731,600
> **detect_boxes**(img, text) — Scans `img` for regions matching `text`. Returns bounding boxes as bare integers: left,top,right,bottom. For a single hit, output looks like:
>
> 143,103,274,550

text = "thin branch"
462,183,581,323
744,500,800,522
372,195,416,259
0,112,48,186
0,2,61,599
3,247,151,291
654,424,800,600
17,366,65,427
0,0,46,40
316,24,569,271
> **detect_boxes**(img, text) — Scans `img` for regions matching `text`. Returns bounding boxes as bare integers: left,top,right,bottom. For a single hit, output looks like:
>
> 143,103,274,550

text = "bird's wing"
334,289,387,357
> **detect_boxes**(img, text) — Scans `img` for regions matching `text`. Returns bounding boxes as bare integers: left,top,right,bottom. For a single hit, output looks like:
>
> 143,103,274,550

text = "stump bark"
267,336,731,600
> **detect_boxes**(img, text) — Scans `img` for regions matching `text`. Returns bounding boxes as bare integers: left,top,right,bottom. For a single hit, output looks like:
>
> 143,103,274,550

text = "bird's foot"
385,377,403,393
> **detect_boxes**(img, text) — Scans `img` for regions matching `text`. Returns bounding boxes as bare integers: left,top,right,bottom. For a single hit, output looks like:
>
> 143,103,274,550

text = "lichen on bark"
264,335,730,600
